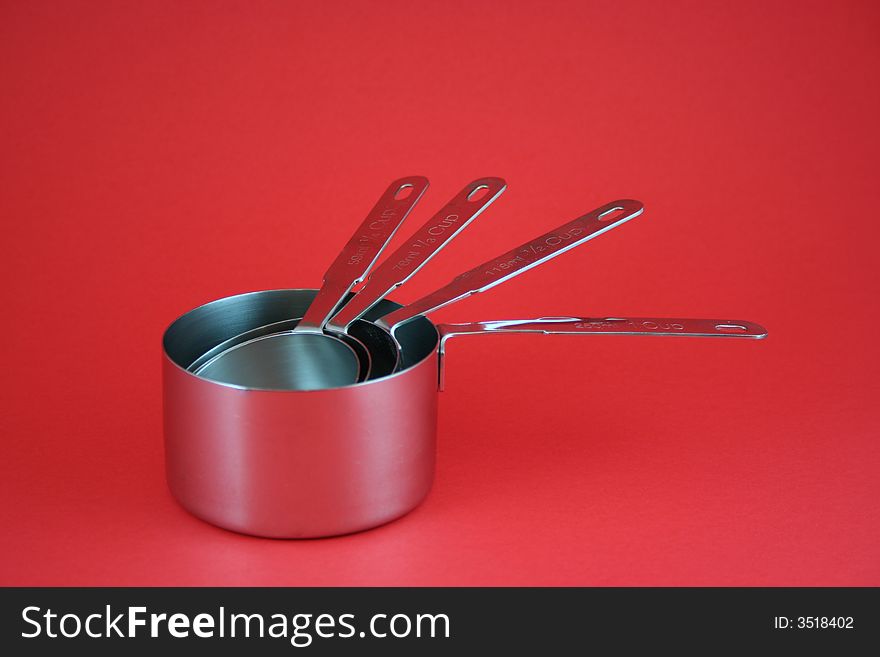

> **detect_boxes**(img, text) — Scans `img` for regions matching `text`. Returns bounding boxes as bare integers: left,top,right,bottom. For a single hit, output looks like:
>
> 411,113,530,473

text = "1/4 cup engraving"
347,244,370,266
368,208,397,232
348,210,399,265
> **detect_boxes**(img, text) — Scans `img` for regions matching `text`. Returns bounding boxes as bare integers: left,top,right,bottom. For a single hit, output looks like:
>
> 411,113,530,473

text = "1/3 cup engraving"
391,214,460,271
428,213,460,236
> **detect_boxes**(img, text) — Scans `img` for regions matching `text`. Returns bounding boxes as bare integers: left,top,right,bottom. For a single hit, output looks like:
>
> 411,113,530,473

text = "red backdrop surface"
1,1,878,586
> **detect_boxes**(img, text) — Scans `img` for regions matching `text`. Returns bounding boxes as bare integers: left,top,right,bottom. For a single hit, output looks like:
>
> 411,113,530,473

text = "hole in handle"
394,184,414,200
715,323,749,333
467,184,490,202
597,206,624,221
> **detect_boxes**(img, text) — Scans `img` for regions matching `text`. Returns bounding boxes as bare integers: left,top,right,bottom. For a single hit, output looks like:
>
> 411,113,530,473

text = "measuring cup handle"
298,176,429,332
435,317,767,390
327,177,507,332
377,199,644,333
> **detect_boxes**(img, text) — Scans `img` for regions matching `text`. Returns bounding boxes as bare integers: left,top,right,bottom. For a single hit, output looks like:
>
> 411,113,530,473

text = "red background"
2,1,878,586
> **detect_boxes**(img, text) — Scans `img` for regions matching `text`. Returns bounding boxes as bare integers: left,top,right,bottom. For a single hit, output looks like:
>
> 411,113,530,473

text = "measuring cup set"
163,176,766,538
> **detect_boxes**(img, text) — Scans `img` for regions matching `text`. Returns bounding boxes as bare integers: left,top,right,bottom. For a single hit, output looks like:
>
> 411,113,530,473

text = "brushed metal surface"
295,175,427,333
368,199,646,376
435,316,768,389
163,289,439,538
377,199,646,333
163,291,767,537
184,198,645,389
193,331,360,390
328,177,507,332
191,178,504,390
186,177,427,383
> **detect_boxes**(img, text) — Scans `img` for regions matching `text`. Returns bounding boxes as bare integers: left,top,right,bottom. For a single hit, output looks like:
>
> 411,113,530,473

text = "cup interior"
162,289,440,383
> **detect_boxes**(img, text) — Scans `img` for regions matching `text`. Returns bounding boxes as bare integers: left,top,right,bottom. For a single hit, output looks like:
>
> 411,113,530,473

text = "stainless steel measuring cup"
355,199,646,378
192,177,507,388
183,176,428,389
163,289,767,538
193,198,643,389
